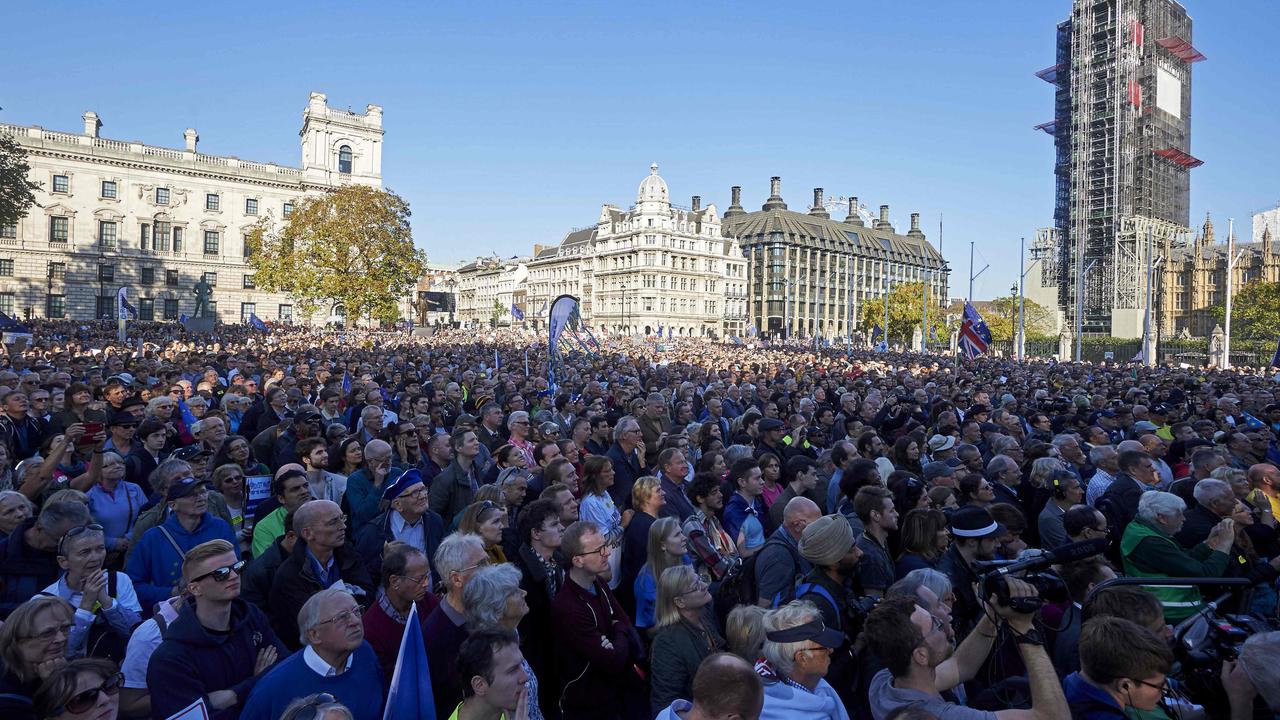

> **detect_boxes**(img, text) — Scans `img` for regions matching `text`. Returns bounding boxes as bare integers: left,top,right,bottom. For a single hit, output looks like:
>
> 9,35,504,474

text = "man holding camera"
937,507,1003,636
864,578,1068,720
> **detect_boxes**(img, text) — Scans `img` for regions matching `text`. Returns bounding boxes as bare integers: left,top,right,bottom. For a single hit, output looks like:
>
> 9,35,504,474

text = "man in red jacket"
551,520,644,720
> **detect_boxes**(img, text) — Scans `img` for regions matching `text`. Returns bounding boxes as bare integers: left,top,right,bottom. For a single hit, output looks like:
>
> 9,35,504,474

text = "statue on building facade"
191,277,214,319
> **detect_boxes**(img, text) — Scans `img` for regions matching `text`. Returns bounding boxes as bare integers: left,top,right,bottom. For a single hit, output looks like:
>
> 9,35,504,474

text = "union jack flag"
958,302,992,359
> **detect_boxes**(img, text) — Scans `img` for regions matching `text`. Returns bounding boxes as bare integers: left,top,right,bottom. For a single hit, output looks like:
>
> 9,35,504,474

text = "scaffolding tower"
1037,0,1201,337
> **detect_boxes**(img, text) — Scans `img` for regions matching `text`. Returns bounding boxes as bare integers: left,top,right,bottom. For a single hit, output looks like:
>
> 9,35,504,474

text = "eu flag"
1271,336,1280,368
249,313,268,332
383,603,436,720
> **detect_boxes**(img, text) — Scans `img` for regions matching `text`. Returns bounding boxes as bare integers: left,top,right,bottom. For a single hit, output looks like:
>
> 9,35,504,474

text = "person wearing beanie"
795,514,863,714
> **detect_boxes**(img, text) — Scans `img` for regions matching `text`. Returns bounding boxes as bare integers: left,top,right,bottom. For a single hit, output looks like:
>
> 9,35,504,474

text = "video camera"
1088,576,1280,711
972,538,1108,613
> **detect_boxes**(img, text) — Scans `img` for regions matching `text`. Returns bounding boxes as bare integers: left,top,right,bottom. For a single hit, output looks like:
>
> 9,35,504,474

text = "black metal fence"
982,337,1276,367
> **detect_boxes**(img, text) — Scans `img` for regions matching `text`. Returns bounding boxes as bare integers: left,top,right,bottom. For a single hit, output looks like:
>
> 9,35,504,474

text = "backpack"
717,534,802,608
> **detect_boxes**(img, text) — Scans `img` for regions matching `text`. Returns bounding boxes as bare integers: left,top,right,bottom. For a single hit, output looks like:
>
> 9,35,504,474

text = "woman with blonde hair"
649,565,724,716
725,604,767,663
1028,456,1065,489
457,501,508,564
621,476,665,599
633,516,689,631
0,596,76,718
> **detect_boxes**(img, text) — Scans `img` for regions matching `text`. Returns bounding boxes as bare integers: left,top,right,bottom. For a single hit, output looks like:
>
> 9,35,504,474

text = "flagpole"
1017,237,1025,362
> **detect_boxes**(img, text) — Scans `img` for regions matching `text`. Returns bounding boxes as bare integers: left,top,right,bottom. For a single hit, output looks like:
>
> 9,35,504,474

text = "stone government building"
0,92,383,324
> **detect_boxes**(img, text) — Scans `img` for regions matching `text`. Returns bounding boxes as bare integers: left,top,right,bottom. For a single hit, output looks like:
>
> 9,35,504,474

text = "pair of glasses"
316,606,363,627
1132,677,1170,695
52,672,123,716
680,578,709,596
457,557,494,575
190,559,247,583
288,693,337,720
58,524,103,555
575,542,613,559
21,622,74,643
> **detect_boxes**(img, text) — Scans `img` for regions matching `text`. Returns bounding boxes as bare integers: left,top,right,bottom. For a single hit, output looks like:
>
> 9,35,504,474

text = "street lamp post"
1073,259,1098,362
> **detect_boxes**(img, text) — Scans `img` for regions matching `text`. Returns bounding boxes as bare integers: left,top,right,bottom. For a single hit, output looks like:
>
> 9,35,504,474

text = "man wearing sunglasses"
148,539,286,720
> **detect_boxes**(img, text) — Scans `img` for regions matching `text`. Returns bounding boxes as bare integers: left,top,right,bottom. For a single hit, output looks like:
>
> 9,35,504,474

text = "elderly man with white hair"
241,588,384,720
1120,490,1235,623
1173,478,1242,550
756,600,848,720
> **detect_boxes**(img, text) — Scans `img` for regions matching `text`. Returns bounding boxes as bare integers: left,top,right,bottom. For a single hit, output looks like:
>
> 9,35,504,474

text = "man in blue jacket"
126,476,239,609
148,539,286,720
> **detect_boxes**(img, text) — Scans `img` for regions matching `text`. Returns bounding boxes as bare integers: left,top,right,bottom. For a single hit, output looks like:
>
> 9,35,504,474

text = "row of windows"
13,260,253,289
23,293,290,322
45,218,235,256
49,175,295,218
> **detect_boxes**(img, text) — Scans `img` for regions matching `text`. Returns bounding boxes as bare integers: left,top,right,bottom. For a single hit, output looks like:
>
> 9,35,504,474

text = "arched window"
338,145,352,174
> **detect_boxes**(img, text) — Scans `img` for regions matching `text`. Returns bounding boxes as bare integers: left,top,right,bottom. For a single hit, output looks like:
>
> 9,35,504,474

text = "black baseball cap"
167,476,208,500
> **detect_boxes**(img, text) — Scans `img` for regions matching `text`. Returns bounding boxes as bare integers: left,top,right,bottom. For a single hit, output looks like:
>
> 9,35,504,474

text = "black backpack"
717,534,802,608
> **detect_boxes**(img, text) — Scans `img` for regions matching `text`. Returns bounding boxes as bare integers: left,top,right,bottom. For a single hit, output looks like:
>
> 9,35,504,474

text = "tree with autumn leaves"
246,185,427,327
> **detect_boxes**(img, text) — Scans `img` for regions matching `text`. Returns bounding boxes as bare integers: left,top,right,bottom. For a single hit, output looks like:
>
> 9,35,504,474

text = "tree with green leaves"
1209,281,1280,340
245,185,427,327
983,293,1056,342
0,134,41,228
858,282,951,344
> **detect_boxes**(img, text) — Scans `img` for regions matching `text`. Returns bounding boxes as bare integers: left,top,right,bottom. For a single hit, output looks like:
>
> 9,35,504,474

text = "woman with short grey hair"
461,563,543,720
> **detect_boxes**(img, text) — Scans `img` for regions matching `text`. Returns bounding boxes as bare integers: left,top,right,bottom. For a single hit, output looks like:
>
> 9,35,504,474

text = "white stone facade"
456,258,529,328
510,165,747,338
0,92,383,324
1254,204,1280,246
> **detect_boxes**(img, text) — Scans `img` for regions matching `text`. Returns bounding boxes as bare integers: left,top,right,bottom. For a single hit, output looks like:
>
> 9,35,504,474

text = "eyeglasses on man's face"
575,541,614,559
316,606,363,627
190,559,247,584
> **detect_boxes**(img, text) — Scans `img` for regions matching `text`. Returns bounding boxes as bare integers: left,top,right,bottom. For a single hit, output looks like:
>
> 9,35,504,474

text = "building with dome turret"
517,164,747,338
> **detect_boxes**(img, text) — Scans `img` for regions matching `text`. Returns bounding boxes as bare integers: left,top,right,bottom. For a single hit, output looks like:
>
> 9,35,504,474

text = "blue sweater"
240,642,384,720
125,512,238,608
86,481,148,550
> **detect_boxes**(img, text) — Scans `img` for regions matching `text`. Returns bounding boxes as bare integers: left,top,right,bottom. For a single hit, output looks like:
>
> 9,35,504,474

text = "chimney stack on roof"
809,188,829,218
846,197,864,226
763,176,787,211
876,204,893,231
908,212,925,239
691,196,701,211
183,128,199,153
82,111,101,138
724,186,745,218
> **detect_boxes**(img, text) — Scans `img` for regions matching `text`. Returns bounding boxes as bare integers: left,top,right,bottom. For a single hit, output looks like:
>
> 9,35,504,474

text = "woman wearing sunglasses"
32,658,120,720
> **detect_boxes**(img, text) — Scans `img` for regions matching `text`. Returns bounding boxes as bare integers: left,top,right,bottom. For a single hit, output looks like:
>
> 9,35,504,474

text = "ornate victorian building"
0,92,383,323
463,165,747,338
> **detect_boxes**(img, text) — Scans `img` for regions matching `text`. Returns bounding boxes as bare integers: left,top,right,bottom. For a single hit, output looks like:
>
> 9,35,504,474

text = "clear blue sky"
4,1,1277,300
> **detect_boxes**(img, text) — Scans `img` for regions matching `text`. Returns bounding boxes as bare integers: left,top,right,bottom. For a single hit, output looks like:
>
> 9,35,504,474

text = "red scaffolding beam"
1154,148,1204,169
1155,37,1206,63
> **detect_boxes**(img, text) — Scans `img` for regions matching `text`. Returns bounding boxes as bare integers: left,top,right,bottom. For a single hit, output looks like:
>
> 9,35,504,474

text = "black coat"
1098,473,1144,539
649,614,724,717
514,544,565,719
267,539,374,649
353,508,445,584
0,519,61,619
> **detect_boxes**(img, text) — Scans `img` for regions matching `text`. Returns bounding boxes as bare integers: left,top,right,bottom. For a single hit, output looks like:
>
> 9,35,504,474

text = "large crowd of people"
1,319,1279,720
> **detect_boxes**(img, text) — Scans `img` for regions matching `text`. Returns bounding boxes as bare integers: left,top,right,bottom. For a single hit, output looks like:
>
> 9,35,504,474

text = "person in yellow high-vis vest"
1121,490,1235,623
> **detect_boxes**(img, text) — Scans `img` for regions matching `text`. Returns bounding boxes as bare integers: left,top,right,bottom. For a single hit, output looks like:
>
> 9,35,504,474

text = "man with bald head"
1248,463,1280,519
343,439,396,531
753,496,821,607
268,499,374,649
655,652,764,720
